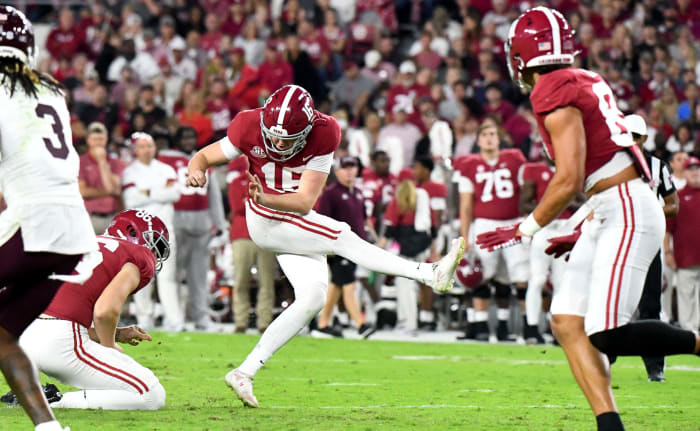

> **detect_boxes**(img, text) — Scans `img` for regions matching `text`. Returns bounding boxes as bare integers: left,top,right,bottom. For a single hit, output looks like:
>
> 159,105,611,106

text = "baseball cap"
683,156,700,169
87,122,107,136
399,60,416,74
339,156,358,168
169,38,186,51
625,114,647,136
364,50,381,68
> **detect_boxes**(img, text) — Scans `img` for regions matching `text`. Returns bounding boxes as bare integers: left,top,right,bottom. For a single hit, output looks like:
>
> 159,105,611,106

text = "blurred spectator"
361,49,396,85
285,34,324,101
78,123,125,234
415,98,452,184
315,156,375,338
77,85,119,133
380,169,433,334
178,91,213,148
206,78,233,140
321,8,346,75
361,150,398,223
347,110,382,167
640,62,677,107
222,1,247,37
227,48,266,112
73,69,100,105
107,38,159,83
200,12,224,56
46,7,86,61
169,38,198,81
122,132,183,331
109,65,140,108
329,59,376,114
377,104,422,175
258,42,293,94
484,83,515,123
234,19,266,67
666,122,695,153
453,114,479,157
159,127,227,331
411,31,443,73
482,0,510,41
670,151,689,189
156,57,185,115
386,61,430,131
298,19,331,80
678,83,699,122
153,15,185,61
131,84,167,132
227,157,276,333
666,156,700,331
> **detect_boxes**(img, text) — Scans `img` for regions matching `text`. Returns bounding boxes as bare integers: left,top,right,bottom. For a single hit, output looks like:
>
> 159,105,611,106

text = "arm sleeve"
517,164,527,186
305,153,334,173
207,173,227,230
219,135,242,161
121,168,150,208
458,175,474,193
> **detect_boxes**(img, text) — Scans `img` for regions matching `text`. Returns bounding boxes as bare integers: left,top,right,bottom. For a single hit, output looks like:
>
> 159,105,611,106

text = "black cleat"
496,320,511,341
358,323,377,339
524,324,545,345
1,390,17,406
43,383,62,404
647,370,666,382
458,321,489,341
310,326,344,338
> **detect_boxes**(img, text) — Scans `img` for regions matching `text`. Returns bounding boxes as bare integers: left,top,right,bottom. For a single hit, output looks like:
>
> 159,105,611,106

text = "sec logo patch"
251,146,267,158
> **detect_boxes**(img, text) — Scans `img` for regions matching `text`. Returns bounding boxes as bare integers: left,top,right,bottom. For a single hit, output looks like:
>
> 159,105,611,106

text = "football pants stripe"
248,199,339,240
249,198,341,235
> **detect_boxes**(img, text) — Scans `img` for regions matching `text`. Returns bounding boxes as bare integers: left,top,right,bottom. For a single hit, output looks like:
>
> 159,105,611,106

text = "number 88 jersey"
0,85,82,208
455,149,526,220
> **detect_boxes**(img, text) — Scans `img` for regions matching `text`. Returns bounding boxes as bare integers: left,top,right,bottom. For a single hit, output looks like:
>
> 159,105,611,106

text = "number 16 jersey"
455,149,526,220
0,84,96,254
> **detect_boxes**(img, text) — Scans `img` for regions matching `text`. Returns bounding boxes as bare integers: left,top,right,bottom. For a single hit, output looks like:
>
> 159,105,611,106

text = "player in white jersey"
0,6,97,431
186,84,464,407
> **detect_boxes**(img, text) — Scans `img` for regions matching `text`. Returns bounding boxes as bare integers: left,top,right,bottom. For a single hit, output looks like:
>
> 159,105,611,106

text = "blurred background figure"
159,126,227,331
122,133,183,331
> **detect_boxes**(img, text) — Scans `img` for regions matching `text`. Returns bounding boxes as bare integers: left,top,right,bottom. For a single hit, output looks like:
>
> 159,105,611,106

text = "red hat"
230,47,245,57
398,168,414,182
684,156,700,170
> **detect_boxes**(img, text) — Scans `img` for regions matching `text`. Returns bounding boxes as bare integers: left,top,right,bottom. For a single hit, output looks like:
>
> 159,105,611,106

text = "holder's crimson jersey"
226,108,341,195
45,236,155,328
530,68,632,179
456,149,526,220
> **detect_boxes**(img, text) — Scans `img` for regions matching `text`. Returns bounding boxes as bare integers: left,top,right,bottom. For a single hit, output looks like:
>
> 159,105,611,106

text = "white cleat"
430,237,465,293
225,368,259,408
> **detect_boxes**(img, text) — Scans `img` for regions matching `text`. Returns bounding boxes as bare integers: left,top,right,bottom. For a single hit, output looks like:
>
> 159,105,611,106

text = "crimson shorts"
0,230,82,337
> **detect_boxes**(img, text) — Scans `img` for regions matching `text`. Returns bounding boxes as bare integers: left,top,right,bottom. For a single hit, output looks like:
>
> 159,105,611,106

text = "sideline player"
10,210,168,410
186,84,464,407
455,121,528,341
0,6,97,431
519,158,582,344
478,8,700,430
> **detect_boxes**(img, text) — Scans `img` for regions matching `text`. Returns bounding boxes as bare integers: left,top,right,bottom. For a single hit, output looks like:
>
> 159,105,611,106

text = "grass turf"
1,331,699,430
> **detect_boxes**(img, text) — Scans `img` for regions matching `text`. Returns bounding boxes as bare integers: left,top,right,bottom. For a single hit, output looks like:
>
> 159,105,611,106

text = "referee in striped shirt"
626,115,680,382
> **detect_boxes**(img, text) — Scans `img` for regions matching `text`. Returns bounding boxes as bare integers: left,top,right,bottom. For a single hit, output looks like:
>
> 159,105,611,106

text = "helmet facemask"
142,229,170,273
259,112,312,162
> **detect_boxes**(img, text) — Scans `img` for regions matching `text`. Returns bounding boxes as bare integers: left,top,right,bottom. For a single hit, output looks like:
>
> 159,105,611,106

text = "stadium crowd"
21,0,700,338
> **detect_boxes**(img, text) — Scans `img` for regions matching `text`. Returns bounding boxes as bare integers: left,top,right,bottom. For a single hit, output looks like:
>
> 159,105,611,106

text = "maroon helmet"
506,7,576,90
456,254,483,289
106,209,170,272
0,6,36,66
260,84,315,161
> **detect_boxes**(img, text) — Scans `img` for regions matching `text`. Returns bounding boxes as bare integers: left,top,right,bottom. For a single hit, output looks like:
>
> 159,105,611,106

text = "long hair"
0,57,62,98
396,179,417,214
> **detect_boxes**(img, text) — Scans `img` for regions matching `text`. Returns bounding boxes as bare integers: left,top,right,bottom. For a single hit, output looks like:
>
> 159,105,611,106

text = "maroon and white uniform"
531,68,664,335
19,236,165,409
418,180,447,226
455,149,529,282
518,162,569,326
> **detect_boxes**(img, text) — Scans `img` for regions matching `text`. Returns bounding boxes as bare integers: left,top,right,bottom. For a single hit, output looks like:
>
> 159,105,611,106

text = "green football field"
1,331,699,430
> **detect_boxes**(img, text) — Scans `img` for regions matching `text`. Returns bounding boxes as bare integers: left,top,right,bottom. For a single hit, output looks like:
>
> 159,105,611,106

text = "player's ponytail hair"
396,179,417,214
0,57,62,98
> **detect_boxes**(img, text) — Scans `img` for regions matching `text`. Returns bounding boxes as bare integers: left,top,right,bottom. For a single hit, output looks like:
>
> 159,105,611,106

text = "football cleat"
225,368,259,408
43,383,62,404
310,326,343,339
1,389,17,406
430,237,465,293
358,323,376,339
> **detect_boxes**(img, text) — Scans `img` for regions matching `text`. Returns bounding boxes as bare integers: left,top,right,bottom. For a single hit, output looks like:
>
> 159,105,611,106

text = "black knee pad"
516,287,527,301
472,284,491,299
492,281,512,299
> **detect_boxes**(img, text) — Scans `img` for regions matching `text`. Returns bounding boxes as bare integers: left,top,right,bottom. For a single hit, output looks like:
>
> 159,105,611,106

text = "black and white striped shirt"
644,151,676,200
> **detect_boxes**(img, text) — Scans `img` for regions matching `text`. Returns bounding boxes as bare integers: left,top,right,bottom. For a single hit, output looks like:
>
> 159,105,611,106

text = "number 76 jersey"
455,149,526,220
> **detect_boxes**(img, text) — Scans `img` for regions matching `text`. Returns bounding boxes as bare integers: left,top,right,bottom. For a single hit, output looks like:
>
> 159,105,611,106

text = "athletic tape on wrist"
519,213,542,237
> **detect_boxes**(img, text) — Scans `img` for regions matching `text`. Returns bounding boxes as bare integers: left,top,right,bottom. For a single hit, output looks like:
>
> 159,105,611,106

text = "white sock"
419,310,434,322
334,230,434,284
474,311,488,322
35,421,63,431
52,386,165,410
497,308,510,321
467,307,475,323
526,278,545,326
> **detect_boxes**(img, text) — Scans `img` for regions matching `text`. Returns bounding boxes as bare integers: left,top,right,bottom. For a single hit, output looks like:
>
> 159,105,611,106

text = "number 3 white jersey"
0,84,96,254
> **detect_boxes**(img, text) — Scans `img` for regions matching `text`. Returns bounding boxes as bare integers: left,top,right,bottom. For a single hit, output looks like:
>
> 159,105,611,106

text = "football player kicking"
6,210,169,410
0,6,98,431
187,84,464,407
478,7,700,431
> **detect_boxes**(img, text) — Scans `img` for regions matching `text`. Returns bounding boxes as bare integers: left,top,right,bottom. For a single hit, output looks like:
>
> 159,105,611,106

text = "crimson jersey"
360,169,397,206
457,149,526,220
158,149,210,211
530,68,631,180
45,236,155,328
519,162,573,219
226,108,341,195
418,180,447,225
